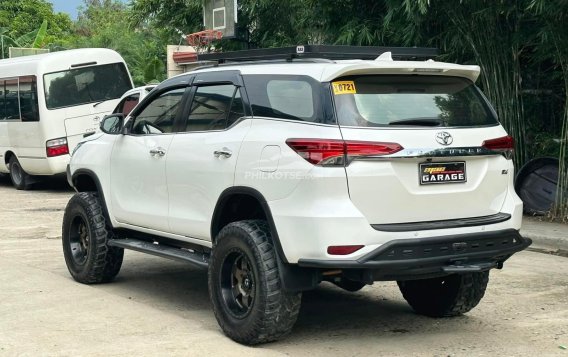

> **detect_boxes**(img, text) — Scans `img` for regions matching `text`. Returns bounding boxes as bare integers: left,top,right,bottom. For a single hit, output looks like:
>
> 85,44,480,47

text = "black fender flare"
212,186,320,291
71,169,112,224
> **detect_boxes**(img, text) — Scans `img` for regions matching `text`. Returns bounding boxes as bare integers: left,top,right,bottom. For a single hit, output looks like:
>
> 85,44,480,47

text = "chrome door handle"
214,147,232,158
149,147,166,157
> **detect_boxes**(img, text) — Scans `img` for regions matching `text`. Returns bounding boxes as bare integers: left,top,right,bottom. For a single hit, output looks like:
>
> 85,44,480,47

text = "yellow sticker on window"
332,81,357,95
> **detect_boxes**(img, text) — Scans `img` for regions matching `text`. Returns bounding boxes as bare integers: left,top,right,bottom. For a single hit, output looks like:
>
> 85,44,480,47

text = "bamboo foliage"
528,0,568,221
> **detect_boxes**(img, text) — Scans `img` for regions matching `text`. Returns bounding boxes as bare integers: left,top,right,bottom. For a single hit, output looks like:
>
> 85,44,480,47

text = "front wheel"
62,192,123,284
397,271,489,317
208,220,301,345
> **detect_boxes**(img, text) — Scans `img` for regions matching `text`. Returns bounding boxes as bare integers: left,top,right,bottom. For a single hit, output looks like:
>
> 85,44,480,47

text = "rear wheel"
62,192,123,283
9,156,32,190
397,272,489,317
208,220,301,345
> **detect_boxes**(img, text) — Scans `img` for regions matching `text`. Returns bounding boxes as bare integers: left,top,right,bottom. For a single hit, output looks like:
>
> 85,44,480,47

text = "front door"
110,87,187,232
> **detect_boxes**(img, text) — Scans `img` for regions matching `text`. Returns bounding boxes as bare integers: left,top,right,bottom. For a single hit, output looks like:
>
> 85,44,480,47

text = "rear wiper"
389,117,443,126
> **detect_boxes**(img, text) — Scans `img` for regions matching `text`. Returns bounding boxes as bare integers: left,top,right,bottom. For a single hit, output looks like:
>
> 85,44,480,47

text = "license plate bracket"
419,161,466,185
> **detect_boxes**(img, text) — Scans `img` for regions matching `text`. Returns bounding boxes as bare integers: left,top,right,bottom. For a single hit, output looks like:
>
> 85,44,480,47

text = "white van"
0,48,133,189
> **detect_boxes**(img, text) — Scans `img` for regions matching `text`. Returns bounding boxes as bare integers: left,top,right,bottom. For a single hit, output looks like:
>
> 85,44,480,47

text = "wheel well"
211,193,267,241
4,151,15,165
73,174,98,192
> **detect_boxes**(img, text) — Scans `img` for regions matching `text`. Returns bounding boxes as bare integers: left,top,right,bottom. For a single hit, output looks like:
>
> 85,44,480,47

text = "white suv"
63,46,531,345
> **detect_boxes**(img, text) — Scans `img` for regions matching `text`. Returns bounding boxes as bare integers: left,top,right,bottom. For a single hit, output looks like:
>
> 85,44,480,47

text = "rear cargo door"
333,75,512,225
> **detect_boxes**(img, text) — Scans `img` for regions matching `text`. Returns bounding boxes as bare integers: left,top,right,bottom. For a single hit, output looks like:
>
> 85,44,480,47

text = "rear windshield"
332,75,498,127
44,63,132,109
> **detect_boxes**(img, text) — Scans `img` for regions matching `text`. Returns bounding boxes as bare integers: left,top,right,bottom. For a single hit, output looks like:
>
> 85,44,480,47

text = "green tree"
0,0,73,55
72,0,167,85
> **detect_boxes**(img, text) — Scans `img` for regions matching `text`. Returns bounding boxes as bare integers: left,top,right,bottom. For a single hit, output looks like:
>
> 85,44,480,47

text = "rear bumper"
297,229,531,279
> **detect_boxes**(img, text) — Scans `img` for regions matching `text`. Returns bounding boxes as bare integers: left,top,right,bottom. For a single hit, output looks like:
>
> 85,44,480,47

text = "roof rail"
190,57,336,72
197,45,438,63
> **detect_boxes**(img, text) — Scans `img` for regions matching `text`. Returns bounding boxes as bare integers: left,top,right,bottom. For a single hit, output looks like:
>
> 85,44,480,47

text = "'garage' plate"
419,162,466,185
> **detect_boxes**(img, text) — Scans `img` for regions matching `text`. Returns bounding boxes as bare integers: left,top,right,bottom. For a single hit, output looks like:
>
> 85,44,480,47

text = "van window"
44,63,131,109
0,79,20,120
19,76,39,122
333,75,498,127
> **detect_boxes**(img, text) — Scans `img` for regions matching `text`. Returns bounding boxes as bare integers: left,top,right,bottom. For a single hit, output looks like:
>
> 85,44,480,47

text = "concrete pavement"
521,216,568,252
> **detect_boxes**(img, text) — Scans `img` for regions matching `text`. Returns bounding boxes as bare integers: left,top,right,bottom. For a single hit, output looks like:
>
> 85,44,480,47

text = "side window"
131,88,185,135
184,84,237,132
242,75,322,122
266,80,314,119
4,79,20,120
0,79,5,120
19,76,39,122
227,89,245,127
116,93,140,116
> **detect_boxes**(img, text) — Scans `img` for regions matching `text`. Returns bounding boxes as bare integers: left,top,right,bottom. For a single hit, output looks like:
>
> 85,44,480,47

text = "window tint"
227,90,245,127
184,84,237,132
0,79,20,120
19,76,39,122
333,75,498,128
267,80,313,118
242,75,323,122
44,63,132,109
131,88,185,134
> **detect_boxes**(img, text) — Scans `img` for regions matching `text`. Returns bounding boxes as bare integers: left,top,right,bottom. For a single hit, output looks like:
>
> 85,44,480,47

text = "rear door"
333,75,512,225
167,72,252,240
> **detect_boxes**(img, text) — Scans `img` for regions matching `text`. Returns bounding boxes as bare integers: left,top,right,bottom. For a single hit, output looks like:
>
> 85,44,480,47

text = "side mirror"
100,114,124,134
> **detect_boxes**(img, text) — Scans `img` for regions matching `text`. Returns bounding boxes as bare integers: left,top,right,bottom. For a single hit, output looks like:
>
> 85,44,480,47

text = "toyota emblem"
435,131,453,146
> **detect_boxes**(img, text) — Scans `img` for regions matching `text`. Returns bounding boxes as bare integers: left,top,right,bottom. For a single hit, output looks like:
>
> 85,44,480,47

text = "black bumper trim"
371,213,511,232
297,229,531,269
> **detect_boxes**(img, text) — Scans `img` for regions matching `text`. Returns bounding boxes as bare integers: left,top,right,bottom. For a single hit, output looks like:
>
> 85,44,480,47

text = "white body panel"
68,57,524,265
167,120,252,239
0,48,132,176
110,134,174,231
339,126,511,224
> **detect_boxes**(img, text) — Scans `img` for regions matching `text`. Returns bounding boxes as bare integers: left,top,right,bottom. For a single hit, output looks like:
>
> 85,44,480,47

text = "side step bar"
108,239,209,269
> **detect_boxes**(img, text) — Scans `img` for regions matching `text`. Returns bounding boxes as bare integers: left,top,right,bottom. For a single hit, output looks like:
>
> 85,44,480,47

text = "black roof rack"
197,45,438,63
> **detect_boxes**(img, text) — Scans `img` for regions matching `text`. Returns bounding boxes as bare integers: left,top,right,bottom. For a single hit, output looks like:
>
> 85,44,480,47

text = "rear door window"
333,75,498,128
184,84,240,132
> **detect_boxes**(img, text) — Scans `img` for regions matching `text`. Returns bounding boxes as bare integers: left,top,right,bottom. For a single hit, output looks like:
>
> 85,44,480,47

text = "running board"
108,238,209,269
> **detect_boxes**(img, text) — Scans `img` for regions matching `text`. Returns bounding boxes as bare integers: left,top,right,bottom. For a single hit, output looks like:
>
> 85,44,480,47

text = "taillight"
482,135,514,159
286,139,403,166
46,138,69,157
327,245,364,255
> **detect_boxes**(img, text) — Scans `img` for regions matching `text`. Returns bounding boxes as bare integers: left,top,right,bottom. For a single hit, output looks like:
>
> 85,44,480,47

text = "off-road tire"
333,278,366,292
208,220,301,345
397,271,489,317
9,156,32,190
62,192,123,284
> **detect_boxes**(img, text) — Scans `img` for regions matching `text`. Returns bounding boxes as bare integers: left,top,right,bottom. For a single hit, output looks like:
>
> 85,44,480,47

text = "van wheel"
62,192,124,283
208,220,302,345
9,156,32,190
397,271,489,317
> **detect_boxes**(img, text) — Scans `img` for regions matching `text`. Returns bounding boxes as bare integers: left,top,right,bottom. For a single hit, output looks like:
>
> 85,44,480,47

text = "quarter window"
131,88,185,135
